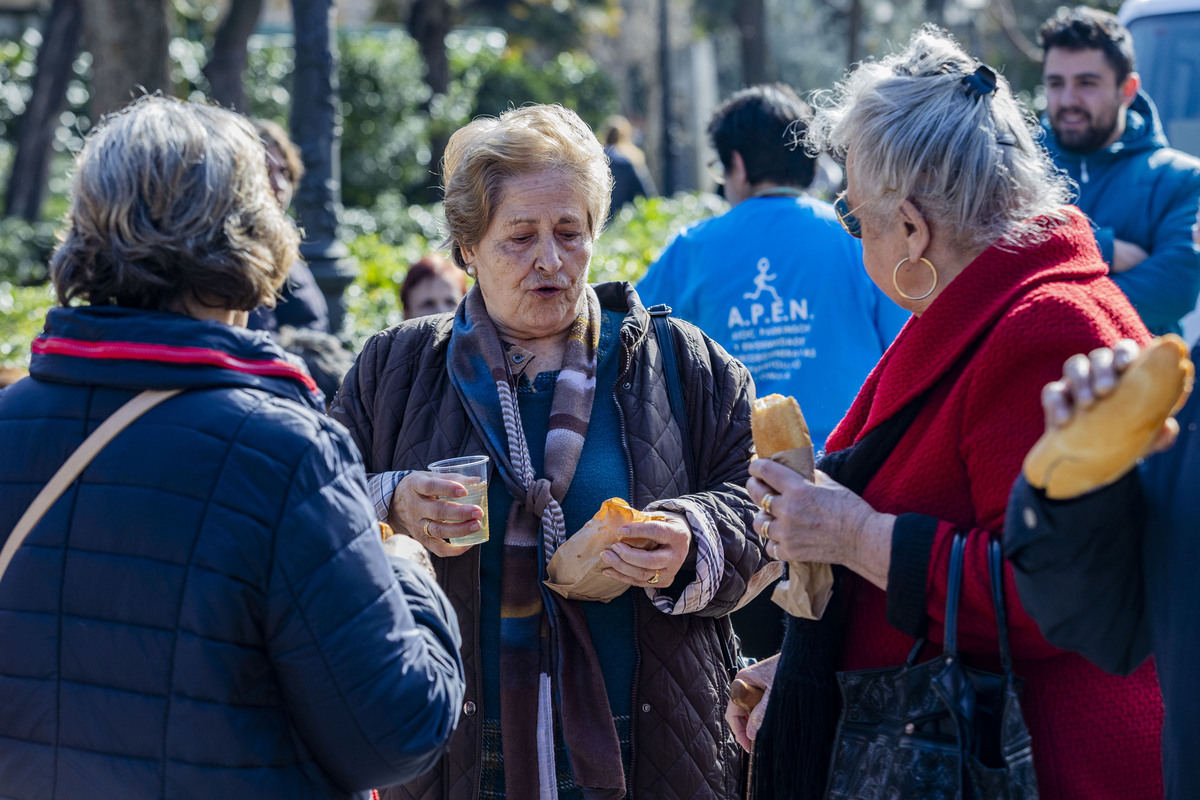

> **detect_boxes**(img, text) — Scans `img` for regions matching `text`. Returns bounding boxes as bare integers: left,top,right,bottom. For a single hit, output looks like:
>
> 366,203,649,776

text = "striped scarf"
448,285,625,800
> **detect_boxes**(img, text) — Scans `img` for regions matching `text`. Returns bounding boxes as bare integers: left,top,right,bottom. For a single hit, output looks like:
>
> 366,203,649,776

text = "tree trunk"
4,0,82,222
847,0,863,67
84,0,171,119
202,0,265,111
735,0,769,86
408,0,452,201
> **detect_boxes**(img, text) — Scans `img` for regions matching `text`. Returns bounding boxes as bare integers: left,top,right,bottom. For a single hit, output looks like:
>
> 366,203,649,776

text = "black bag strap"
646,303,695,493
942,533,1015,673
943,531,967,656
989,538,1015,674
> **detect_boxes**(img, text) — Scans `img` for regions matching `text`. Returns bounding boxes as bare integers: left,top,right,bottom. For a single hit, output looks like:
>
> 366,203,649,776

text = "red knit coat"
828,211,1164,799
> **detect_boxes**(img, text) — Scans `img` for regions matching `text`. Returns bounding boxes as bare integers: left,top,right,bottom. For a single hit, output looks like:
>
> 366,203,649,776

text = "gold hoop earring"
466,265,476,278
893,257,938,301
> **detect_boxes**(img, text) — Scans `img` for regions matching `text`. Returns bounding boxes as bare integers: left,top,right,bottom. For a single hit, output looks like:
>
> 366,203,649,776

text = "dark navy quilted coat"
0,306,464,799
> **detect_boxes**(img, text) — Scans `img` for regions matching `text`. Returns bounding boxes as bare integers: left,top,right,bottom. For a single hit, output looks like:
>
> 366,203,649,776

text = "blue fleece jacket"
1042,91,1200,336
0,306,464,799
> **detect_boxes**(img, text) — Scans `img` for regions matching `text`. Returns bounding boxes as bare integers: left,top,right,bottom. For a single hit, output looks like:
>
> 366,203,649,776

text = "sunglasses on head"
834,191,862,239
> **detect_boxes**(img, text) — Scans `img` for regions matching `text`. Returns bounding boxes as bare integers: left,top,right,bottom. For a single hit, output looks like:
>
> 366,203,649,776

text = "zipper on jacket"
627,598,641,799
613,326,639,797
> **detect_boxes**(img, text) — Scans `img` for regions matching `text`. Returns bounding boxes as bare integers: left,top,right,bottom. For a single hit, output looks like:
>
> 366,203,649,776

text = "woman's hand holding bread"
599,510,692,589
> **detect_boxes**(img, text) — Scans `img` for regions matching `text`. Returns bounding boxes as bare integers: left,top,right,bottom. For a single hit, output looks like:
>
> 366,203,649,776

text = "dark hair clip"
962,64,998,99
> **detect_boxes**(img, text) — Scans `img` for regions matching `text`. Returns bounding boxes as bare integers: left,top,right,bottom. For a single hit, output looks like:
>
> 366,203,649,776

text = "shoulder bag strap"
0,388,182,585
646,304,695,493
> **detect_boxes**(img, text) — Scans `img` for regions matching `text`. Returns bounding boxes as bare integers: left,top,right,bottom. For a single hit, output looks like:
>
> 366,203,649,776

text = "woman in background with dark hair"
399,252,467,319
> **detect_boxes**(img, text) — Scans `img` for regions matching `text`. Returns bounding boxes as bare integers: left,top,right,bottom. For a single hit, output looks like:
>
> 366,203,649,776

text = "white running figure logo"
743,258,782,304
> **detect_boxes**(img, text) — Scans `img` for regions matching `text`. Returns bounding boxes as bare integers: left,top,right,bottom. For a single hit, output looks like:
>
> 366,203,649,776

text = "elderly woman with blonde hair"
332,103,772,799
0,96,465,798
725,27,1164,800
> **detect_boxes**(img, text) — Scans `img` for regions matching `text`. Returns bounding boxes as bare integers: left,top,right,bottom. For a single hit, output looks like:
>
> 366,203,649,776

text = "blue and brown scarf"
448,285,625,799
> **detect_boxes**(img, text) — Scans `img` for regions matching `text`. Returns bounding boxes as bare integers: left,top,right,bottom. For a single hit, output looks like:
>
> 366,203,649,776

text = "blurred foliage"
0,218,58,285
0,282,56,367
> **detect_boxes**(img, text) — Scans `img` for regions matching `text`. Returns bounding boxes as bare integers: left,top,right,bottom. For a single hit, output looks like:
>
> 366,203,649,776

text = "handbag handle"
0,388,182,586
942,531,967,656
942,533,1016,674
989,538,1014,674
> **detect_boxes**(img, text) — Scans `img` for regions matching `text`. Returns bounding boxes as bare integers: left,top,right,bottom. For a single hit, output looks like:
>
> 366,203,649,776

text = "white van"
1120,0,1200,159
1120,0,1200,342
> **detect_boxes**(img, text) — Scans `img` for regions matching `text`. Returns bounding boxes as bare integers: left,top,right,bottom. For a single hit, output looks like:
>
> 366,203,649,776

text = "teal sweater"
479,308,635,719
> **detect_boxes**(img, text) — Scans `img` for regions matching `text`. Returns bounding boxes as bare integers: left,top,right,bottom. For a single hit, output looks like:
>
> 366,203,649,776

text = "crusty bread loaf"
1023,334,1194,499
752,393,813,462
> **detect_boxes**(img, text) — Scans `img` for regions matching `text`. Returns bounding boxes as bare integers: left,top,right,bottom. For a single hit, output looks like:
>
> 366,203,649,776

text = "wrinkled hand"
1042,339,1178,454
747,459,895,590
725,654,778,752
390,470,484,558
599,510,691,588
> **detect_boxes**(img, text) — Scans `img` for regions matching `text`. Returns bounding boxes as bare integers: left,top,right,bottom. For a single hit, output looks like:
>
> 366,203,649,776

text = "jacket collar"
31,305,323,409
837,210,1106,443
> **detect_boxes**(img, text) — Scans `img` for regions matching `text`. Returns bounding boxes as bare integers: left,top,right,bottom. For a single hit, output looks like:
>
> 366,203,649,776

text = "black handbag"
824,534,1038,800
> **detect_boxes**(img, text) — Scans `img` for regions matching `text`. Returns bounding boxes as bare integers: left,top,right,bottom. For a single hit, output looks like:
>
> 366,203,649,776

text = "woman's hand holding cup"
391,464,487,559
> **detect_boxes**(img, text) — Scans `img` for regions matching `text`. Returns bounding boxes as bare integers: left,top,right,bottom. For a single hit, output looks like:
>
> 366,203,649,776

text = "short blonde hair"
441,104,612,269
51,96,299,312
808,26,1070,252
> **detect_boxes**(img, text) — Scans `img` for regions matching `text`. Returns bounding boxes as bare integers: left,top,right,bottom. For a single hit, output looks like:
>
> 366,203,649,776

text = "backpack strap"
646,303,694,492
0,388,183,585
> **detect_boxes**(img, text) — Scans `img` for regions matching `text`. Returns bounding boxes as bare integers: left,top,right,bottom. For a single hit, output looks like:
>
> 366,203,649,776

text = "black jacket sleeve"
1003,471,1152,675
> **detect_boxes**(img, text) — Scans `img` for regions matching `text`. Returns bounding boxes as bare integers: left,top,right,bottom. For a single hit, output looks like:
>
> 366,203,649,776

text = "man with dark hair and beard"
1039,6,1200,336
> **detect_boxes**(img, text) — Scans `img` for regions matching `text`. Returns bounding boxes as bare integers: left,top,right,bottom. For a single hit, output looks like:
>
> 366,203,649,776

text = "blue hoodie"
1042,91,1200,336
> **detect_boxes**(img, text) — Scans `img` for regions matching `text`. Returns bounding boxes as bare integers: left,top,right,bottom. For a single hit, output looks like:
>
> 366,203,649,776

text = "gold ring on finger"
761,492,777,516
761,517,771,541
422,519,432,537
648,569,660,585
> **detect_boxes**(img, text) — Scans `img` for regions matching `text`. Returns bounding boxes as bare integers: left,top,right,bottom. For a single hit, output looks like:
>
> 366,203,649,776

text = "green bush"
0,281,55,367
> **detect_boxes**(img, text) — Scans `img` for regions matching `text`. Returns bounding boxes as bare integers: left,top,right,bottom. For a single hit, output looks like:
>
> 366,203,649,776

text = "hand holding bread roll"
544,498,673,601
1024,335,1194,499
751,394,834,620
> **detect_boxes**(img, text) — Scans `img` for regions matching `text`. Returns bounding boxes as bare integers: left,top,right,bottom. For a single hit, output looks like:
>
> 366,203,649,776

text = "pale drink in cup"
428,455,489,546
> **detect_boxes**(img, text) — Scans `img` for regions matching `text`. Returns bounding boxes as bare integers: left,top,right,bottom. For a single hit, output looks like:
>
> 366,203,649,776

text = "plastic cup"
428,455,490,546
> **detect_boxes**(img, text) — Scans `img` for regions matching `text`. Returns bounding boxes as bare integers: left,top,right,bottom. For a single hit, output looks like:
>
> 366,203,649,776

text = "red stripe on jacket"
32,336,320,393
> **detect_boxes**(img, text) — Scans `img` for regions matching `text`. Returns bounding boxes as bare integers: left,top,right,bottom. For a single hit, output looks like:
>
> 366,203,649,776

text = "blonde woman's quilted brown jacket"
331,282,769,799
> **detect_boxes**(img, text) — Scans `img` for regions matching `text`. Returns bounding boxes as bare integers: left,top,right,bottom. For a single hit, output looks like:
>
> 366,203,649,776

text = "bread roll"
1023,334,1194,499
730,678,766,713
750,393,834,620
752,394,813,460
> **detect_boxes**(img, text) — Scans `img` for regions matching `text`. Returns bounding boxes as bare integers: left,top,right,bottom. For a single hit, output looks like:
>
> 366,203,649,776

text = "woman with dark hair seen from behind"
0,96,464,798
399,252,467,319
725,27,1163,799
332,103,772,799
247,117,330,335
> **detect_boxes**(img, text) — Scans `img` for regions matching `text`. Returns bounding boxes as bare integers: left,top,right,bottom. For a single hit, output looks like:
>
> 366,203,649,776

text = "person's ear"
729,151,748,184
1120,72,1140,107
898,199,931,261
